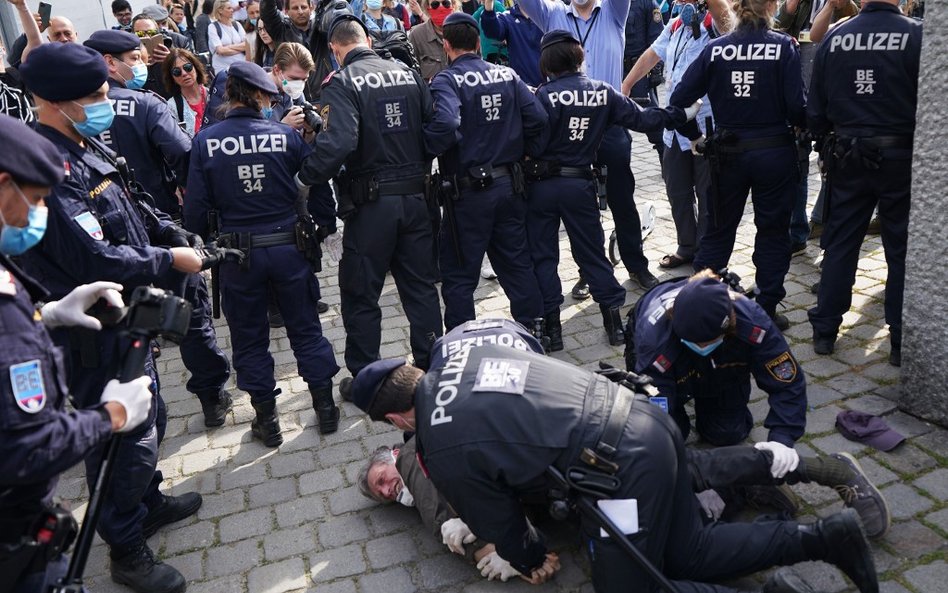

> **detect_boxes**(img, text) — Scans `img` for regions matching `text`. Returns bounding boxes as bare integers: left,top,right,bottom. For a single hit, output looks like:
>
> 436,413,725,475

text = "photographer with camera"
0,115,153,593
18,42,225,593
348,321,880,593
184,61,341,447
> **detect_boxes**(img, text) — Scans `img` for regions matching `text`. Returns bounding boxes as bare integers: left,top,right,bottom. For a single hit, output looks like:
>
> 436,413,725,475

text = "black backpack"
368,30,421,75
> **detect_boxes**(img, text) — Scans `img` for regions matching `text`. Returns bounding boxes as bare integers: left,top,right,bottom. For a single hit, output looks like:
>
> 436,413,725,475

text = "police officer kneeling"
0,116,152,593
348,348,879,592
185,61,340,446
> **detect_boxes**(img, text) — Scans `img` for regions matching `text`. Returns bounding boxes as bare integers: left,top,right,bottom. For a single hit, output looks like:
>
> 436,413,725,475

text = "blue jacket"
480,5,543,87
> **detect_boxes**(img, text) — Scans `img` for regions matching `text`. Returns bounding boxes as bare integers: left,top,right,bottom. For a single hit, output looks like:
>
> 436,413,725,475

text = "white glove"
690,136,705,156
476,551,523,582
100,377,153,433
695,489,726,521
755,441,800,478
324,231,343,263
41,282,124,330
440,518,476,555
684,99,703,121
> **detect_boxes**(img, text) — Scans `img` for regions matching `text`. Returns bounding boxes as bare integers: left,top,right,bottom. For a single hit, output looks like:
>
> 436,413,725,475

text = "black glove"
159,225,204,249
596,362,653,393
196,244,245,270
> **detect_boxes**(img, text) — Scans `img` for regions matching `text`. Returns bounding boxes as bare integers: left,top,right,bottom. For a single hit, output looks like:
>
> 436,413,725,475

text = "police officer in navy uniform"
425,12,547,332
625,0,666,161
297,15,443,393
0,115,153,593
84,30,235,427
629,272,807,447
668,0,806,330
347,340,879,593
806,0,921,367
527,31,694,351
185,61,341,445
19,42,213,593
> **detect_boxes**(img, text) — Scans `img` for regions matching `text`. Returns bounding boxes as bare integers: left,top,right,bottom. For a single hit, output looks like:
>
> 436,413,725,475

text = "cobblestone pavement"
59,132,947,593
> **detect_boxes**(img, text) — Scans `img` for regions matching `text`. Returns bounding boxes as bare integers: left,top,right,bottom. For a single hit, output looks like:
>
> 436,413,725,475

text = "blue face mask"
262,105,273,119
249,17,257,26
678,2,696,25
63,100,116,138
681,337,723,357
125,63,149,90
366,0,384,9
0,184,48,256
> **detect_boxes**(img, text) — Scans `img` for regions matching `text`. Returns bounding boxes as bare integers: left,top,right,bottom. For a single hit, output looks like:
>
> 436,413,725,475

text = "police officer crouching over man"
295,14,443,394
184,61,341,447
347,327,880,592
0,115,153,593
18,42,216,593
628,271,807,448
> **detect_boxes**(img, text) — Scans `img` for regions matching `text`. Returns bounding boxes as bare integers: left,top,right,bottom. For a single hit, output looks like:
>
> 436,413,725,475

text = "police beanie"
227,61,279,95
672,277,733,343
442,12,479,30
350,358,407,415
0,116,65,187
84,29,142,55
540,29,580,51
20,43,109,102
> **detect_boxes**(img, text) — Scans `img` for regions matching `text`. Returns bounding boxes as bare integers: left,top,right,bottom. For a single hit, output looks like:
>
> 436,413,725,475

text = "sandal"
658,253,692,269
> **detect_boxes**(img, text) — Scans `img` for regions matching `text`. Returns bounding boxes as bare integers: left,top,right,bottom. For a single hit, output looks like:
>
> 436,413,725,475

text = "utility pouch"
467,165,495,190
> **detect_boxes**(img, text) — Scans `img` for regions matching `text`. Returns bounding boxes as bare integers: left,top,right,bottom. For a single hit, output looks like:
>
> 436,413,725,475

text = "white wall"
2,0,162,42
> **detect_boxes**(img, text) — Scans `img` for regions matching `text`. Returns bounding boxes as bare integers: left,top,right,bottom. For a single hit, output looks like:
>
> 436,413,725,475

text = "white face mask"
283,79,306,100
395,485,415,507
573,0,592,6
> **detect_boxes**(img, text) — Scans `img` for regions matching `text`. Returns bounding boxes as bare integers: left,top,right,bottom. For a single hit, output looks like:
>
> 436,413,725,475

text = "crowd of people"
0,0,922,591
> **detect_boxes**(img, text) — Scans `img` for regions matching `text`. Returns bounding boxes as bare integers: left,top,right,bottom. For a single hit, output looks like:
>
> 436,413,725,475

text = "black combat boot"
196,388,233,427
311,384,339,435
544,310,564,352
143,492,203,538
600,304,625,346
251,394,283,447
797,508,878,593
784,454,890,539
111,542,186,593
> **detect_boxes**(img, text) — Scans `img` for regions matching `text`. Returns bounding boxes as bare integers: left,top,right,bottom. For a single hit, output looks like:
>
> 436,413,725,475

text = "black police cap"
20,43,109,102
442,12,479,30
672,277,733,343
328,13,370,40
84,29,142,55
0,116,65,187
540,29,581,51
227,61,279,95
350,358,407,415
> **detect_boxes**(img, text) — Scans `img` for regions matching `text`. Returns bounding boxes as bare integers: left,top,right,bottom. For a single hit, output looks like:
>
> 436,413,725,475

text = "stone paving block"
206,538,263,580
248,557,308,593
805,404,846,435
329,485,377,515
269,450,318,478
852,455,899,487
365,505,418,537
922,508,948,534
264,524,317,561
310,544,367,582
912,467,948,500
823,374,884,397
306,579,358,593
784,561,849,593
188,575,245,593
806,385,847,408
318,441,366,468
161,433,210,457
879,582,912,593
912,429,948,459
902,560,948,593
250,476,298,508
275,494,327,529
220,507,273,543
881,520,946,560
810,432,869,457
365,532,420,569
166,549,204,582
163,520,216,556
873,444,938,477
803,357,851,379
884,411,936,439
279,428,323,454
843,394,899,417
299,467,346,495
231,440,280,467
416,554,474,590
181,448,229,476
360,566,417,593
878,483,934,520
319,514,370,549
222,462,269,491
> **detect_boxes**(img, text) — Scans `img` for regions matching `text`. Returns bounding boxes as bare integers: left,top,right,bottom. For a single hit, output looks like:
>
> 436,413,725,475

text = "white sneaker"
480,260,497,280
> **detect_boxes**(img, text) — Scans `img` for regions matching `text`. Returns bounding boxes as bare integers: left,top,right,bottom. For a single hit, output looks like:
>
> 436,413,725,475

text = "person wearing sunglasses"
162,47,210,136
407,0,460,81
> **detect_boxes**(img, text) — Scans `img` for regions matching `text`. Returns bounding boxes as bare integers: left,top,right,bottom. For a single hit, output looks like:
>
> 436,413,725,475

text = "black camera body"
300,101,323,131
124,286,191,344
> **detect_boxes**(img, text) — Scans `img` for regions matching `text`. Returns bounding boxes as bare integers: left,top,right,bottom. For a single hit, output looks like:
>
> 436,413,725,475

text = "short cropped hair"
366,365,423,422
330,20,368,46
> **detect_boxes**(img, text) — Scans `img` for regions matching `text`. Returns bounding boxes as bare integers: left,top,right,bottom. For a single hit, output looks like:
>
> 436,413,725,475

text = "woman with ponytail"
667,0,805,331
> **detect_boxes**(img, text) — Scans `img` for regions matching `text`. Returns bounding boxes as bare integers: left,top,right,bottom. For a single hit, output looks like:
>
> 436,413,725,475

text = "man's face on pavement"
368,462,404,501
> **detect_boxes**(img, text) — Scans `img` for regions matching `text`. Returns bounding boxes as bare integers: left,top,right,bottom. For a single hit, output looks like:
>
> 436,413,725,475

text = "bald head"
47,16,78,43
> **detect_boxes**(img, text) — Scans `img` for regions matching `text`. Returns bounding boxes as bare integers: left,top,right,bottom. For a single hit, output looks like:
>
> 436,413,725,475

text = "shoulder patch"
74,211,104,240
321,70,338,88
319,104,330,132
652,354,671,374
765,352,797,383
653,8,663,23
749,326,767,344
0,269,17,297
10,359,46,414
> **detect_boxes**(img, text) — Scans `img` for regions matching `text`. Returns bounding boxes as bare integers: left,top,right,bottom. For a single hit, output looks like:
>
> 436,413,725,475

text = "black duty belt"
555,165,595,179
717,134,794,153
376,176,427,196
219,230,296,250
839,134,913,149
597,387,634,457
456,164,512,191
